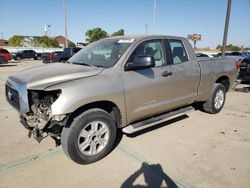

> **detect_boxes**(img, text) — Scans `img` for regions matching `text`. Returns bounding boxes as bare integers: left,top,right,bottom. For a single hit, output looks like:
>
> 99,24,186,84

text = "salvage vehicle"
5,35,237,164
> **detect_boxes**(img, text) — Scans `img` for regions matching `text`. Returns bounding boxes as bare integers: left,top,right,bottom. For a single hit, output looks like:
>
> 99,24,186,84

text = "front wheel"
61,108,117,164
202,83,226,114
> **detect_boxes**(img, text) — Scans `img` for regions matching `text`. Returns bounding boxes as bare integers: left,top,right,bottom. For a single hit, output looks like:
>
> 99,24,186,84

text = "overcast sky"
0,0,249,48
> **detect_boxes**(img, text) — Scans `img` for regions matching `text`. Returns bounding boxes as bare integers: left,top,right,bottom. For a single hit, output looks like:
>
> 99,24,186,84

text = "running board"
122,106,194,134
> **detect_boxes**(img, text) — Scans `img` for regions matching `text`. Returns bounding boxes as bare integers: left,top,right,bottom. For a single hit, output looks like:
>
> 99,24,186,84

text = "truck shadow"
125,115,189,138
121,162,178,188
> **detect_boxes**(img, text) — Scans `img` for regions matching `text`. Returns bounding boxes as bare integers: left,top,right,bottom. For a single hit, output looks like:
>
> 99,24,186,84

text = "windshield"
68,38,133,68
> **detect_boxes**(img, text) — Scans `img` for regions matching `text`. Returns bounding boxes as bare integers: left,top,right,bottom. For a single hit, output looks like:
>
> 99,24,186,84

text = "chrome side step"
122,106,194,134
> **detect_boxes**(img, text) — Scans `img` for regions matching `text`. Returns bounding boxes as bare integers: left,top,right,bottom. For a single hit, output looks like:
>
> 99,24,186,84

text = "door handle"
161,71,173,77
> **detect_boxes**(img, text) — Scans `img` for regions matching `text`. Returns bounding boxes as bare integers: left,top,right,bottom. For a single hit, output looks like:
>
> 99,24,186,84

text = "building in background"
0,39,9,46
53,35,74,47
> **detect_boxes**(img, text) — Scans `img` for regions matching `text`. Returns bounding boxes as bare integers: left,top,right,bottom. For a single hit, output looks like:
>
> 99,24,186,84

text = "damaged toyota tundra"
6,35,237,164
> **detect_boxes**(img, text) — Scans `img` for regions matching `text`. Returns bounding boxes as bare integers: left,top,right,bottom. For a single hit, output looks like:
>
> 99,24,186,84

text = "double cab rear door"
123,38,200,123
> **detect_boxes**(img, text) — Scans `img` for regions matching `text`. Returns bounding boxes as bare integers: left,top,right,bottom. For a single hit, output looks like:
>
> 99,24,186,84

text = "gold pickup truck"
6,35,237,164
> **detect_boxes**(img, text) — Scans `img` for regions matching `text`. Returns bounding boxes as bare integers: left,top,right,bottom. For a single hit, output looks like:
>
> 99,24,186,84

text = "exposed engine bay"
21,89,66,145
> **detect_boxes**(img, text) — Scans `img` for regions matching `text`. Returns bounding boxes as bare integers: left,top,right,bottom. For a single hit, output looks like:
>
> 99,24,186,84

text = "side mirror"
125,54,155,71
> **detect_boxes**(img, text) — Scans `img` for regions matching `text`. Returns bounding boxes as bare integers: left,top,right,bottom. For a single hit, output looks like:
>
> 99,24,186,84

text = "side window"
169,40,188,64
128,40,165,67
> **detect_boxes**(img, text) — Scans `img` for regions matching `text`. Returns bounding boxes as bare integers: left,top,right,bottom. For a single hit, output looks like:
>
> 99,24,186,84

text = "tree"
85,27,108,43
34,36,59,48
111,29,124,36
216,44,241,51
8,35,25,46
226,44,240,51
216,45,222,50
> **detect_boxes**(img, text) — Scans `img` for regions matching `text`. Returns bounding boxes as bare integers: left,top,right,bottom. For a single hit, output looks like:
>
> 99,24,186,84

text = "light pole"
222,0,232,57
153,0,156,34
63,0,68,47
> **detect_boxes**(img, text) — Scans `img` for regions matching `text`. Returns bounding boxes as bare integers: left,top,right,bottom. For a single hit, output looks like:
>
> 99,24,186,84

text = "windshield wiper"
94,65,106,68
71,62,91,66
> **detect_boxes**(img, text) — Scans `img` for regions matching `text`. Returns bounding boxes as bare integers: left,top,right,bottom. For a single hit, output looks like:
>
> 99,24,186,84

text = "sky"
0,0,249,48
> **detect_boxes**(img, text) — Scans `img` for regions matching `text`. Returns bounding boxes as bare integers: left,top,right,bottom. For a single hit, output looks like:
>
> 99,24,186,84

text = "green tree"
216,45,222,50
216,44,241,51
34,36,59,48
226,44,240,51
85,27,108,43
8,35,25,46
111,29,124,36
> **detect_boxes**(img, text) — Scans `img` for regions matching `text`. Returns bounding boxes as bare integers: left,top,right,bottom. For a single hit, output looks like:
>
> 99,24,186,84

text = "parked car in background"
60,47,81,62
196,53,209,57
41,51,63,63
238,56,250,82
0,55,8,64
36,52,43,60
13,50,40,60
241,51,250,58
213,51,249,60
42,48,81,63
212,52,231,58
229,51,242,56
0,48,11,61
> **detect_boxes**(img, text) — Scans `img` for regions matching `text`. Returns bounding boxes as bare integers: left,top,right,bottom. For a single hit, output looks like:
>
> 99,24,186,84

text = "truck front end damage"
6,77,67,145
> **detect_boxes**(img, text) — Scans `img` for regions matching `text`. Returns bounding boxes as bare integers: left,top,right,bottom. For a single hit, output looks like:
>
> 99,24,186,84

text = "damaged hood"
11,63,104,89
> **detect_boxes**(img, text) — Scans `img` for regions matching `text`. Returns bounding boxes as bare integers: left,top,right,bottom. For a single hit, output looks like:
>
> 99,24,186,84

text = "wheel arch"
68,100,123,128
215,75,230,92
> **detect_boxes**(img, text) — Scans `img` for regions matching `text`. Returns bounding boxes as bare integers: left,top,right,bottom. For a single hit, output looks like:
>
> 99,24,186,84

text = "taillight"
49,52,53,62
235,60,241,70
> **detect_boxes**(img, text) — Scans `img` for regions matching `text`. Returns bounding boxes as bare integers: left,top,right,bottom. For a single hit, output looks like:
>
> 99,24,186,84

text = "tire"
16,56,21,60
61,108,117,164
202,83,226,114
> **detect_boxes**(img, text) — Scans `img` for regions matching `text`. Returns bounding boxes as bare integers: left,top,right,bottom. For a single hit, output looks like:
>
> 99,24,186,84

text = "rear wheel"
202,83,226,114
61,108,117,164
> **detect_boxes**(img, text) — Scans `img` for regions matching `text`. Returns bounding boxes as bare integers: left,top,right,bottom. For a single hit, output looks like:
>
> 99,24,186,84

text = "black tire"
202,83,226,114
61,108,117,164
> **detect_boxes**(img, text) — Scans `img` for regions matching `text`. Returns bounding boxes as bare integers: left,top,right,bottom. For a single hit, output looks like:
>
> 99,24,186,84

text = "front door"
123,39,175,124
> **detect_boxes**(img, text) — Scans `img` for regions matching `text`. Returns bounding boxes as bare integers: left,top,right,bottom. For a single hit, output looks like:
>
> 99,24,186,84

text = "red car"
0,48,11,61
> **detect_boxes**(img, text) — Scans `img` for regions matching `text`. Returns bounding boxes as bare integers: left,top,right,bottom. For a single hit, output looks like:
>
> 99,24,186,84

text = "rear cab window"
169,40,188,64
